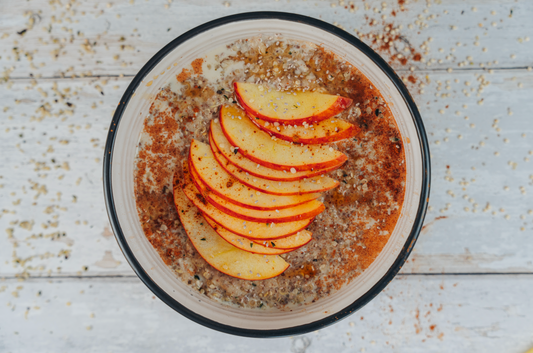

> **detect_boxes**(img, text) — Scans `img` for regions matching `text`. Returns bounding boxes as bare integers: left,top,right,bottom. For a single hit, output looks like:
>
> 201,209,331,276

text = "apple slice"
252,230,312,249
219,105,348,172
234,82,352,124
211,143,339,196
250,115,361,144
203,217,293,255
210,124,339,181
174,187,289,280
189,139,321,209
189,163,325,223
179,169,314,240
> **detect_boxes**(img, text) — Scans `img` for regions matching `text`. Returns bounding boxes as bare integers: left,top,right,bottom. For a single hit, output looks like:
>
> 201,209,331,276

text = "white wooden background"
1,0,532,352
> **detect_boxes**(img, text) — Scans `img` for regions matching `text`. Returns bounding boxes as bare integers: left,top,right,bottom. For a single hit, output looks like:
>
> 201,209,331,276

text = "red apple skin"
189,157,321,213
200,211,314,241
219,108,348,172
209,127,341,182
211,144,340,196
252,236,312,250
234,82,353,125
205,195,324,223
178,211,290,280
205,218,296,255
188,143,320,209
249,114,361,144
190,162,325,223
173,183,289,281
181,163,316,240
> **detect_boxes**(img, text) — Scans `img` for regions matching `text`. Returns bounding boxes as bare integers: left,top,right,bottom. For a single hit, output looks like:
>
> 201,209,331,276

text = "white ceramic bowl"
103,12,430,337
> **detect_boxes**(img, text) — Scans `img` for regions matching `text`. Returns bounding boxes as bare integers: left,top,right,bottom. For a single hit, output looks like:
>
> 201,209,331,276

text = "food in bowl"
133,35,406,310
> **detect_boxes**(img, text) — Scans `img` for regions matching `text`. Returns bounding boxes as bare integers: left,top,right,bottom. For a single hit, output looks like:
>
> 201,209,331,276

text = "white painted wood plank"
1,69,532,278
1,275,532,352
1,0,532,79
402,68,533,274
0,77,135,278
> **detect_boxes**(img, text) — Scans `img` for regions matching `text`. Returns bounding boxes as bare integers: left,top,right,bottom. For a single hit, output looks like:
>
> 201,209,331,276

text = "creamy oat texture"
134,35,406,310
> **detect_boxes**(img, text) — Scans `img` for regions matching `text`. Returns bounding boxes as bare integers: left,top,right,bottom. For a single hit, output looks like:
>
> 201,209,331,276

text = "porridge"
133,35,406,310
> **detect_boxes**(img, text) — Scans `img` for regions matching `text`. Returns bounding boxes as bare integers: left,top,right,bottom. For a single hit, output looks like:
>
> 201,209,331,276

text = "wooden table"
1,0,532,351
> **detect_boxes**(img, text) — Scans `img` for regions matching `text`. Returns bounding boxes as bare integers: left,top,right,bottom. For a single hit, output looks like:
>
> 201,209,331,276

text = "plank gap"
6,66,532,81
2,272,533,282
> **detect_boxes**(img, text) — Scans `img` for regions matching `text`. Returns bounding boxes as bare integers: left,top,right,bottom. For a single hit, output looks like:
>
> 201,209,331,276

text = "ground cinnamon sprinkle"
342,1,429,96
176,68,191,83
191,58,203,75
134,36,406,309
360,21,423,68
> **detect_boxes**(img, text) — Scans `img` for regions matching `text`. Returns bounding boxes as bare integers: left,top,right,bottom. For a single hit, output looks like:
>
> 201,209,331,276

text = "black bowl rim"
103,11,430,338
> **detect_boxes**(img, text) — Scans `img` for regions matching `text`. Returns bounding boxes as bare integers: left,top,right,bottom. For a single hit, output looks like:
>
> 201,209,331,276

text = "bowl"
103,12,430,337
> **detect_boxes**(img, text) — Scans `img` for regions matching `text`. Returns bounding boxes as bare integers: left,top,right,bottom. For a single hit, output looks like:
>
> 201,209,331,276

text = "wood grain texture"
402,69,533,274
1,275,533,352
1,0,532,79
0,77,135,278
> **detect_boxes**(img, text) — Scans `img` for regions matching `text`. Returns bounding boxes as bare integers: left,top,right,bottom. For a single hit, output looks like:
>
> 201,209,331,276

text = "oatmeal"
134,35,406,309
